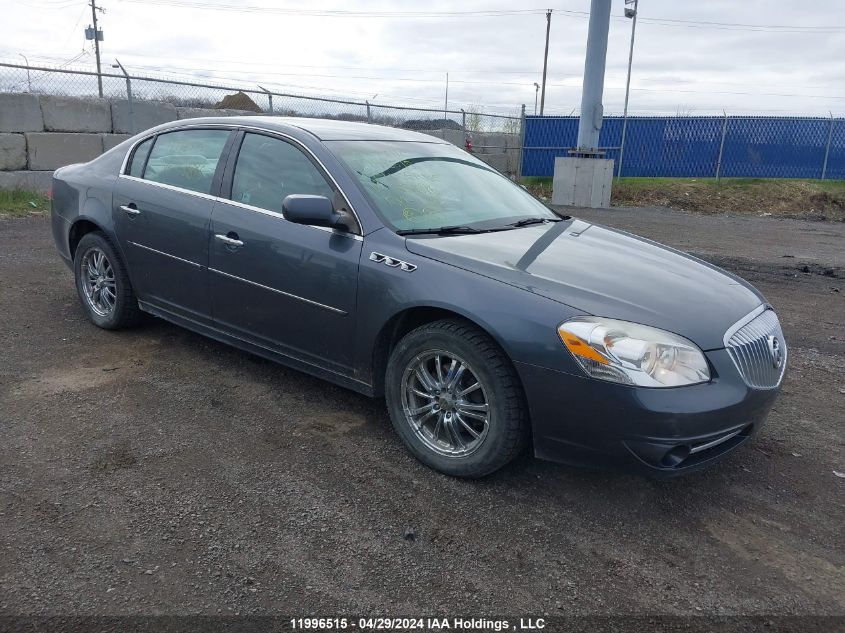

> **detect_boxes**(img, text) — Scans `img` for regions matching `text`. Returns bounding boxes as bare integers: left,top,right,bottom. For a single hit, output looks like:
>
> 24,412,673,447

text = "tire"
385,318,528,478
73,231,143,330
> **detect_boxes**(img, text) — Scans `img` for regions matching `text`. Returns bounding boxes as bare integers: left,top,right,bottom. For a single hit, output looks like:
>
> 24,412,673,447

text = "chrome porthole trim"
370,252,417,272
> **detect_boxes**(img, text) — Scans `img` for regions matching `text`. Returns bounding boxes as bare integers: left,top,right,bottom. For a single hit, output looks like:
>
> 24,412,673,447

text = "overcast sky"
2,0,844,117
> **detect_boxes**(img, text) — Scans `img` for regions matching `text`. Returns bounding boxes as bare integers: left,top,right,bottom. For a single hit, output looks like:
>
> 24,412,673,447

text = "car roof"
164,115,452,143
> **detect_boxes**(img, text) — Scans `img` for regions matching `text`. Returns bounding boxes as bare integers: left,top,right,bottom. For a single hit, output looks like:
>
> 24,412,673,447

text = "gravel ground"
0,210,843,618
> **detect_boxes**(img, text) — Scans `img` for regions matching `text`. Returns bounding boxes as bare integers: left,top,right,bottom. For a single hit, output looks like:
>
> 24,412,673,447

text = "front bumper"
515,348,780,477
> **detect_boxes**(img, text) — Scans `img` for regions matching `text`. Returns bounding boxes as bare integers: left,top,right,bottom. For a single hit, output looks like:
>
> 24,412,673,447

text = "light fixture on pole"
258,85,273,114
617,0,638,179
534,82,540,115
112,59,134,134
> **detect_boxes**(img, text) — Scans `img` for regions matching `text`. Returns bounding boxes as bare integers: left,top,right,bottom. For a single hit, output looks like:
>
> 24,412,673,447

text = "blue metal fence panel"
522,115,845,179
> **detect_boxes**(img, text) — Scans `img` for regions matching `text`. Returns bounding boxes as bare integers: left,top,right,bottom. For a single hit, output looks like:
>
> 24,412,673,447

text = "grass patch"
523,177,845,221
0,189,51,218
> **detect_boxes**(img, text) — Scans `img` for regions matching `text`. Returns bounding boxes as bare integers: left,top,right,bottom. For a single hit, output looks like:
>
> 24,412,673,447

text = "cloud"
1,0,842,116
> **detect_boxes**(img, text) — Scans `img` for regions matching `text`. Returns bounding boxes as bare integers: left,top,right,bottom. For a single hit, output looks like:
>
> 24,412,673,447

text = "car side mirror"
282,195,341,229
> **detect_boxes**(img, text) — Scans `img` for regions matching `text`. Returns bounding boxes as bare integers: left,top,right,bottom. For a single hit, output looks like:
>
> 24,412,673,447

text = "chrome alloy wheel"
400,350,491,457
81,247,117,317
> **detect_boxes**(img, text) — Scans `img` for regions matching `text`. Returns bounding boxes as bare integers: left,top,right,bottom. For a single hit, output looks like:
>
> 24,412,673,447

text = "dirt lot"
0,209,843,618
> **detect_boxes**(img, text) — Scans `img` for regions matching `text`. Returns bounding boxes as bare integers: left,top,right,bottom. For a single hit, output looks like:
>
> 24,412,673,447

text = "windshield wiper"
504,217,562,228
396,225,489,236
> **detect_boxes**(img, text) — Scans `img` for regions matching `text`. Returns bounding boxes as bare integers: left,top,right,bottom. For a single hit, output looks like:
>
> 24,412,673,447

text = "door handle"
120,204,140,216
215,233,244,247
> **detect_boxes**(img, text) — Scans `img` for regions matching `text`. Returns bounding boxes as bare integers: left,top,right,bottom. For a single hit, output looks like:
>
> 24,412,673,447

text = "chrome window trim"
209,268,347,315
722,304,767,348
689,426,745,454
128,241,204,269
120,174,220,202
220,198,363,242
117,122,364,236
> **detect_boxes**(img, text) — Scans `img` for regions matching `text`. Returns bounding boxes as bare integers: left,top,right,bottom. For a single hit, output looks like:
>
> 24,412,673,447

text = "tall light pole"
576,0,612,151
18,53,31,92
534,82,540,115
617,0,639,178
539,9,552,115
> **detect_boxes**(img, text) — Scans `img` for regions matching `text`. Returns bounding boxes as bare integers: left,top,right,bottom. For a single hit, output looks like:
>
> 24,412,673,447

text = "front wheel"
385,319,528,478
73,232,143,330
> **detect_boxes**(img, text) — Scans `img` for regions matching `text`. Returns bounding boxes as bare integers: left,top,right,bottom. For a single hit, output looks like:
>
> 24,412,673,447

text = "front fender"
353,230,588,386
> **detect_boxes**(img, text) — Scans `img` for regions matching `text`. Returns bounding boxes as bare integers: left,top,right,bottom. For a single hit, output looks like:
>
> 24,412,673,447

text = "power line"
112,0,845,32
115,1,551,18
9,52,845,103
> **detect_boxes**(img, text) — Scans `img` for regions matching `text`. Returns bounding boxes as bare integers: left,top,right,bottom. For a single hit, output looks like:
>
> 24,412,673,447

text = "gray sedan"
50,117,787,477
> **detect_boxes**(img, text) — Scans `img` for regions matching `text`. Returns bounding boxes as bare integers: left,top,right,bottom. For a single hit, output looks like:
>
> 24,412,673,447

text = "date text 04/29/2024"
289,617,547,631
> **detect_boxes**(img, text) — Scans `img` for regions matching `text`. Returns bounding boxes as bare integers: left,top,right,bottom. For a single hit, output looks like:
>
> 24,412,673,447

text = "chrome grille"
725,308,787,389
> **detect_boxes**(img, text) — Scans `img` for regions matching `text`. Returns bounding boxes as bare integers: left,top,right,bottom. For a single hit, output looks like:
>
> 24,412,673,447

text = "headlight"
558,317,710,387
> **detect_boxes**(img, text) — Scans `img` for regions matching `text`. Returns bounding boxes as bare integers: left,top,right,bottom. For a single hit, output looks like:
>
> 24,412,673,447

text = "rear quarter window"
127,137,153,178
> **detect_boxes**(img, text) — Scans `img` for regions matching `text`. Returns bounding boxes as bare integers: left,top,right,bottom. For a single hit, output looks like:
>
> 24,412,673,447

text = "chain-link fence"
0,61,519,135
523,114,845,180
12,61,838,181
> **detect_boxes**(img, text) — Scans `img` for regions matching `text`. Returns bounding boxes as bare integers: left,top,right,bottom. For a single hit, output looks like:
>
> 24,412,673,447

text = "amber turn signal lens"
558,330,609,365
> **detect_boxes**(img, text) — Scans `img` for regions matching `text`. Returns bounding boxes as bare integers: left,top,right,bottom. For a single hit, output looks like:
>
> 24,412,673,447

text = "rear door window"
143,129,230,195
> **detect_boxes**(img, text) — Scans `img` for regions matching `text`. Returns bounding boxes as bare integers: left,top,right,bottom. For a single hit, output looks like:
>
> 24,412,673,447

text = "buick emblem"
767,335,783,369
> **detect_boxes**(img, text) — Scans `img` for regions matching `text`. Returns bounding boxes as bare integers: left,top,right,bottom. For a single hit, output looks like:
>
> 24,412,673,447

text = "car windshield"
325,140,558,233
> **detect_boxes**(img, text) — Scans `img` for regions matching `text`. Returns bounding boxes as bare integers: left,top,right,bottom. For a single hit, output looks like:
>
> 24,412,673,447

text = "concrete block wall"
41,96,111,133
0,93,259,193
0,92,521,193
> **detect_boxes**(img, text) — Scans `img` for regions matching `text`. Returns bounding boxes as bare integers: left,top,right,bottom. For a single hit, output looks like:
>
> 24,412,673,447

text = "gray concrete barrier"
176,107,262,121
176,107,222,120
0,93,43,133
111,100,178,134
26,133,103,171
0,92,522,189
0,133,27,170
102,134,133,152
41,96,112,133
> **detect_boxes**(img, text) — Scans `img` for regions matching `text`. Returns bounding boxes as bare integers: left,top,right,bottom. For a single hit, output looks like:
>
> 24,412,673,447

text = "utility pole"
539,9,552,116
617,0,639,178
576,0,611,151
534,82,539,115
553,0,613,209
90,0,104,97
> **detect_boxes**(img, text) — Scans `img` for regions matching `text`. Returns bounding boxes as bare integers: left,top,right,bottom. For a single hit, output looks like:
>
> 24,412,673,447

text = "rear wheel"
73,232,143,330
385,319,528,477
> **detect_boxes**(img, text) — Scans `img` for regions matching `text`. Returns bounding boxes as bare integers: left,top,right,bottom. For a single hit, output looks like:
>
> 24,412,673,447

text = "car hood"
404,218,764,350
